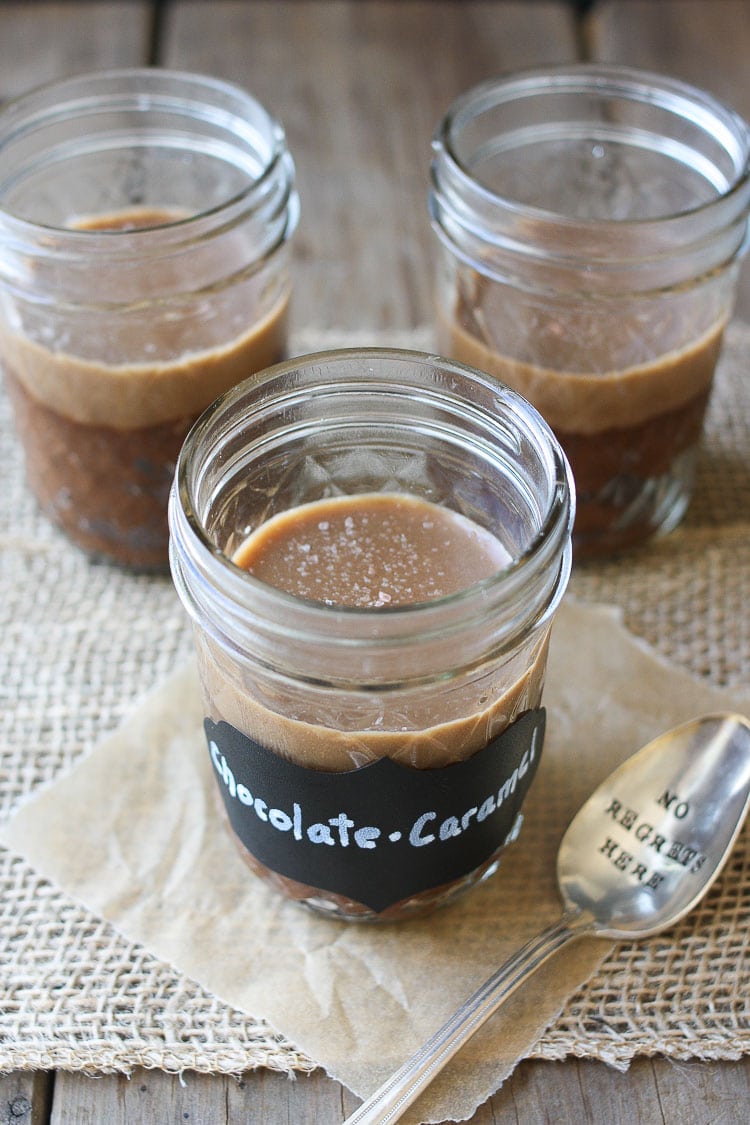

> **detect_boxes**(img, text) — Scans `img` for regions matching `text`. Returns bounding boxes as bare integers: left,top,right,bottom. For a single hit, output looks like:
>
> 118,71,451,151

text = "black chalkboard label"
205,708,545,914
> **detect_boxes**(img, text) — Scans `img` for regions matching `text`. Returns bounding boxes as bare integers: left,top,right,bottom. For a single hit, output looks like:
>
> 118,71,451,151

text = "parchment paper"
2,598,749,1123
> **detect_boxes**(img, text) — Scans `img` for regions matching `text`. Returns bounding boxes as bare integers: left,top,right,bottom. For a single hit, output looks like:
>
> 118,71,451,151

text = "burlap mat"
1,323,748,1077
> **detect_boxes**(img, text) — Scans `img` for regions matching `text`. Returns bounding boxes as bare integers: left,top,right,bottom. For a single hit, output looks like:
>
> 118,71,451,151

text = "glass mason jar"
430,64,750,557
169,348,574,922
0,69,298,570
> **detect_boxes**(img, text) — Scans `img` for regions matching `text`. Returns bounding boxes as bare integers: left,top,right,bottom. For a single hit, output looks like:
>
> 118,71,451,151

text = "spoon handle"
343,913,587,1125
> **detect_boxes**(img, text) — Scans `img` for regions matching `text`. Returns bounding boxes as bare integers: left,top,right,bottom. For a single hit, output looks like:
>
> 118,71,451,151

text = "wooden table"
1,2,749,1121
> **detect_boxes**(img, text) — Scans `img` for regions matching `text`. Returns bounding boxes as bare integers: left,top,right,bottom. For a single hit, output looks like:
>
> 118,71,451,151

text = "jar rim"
0,67,295,242
170,347,574,650
434,62,750,232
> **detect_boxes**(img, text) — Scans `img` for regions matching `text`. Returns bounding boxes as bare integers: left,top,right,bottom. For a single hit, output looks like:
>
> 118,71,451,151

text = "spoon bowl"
558,713,750,939
345,712,750,1124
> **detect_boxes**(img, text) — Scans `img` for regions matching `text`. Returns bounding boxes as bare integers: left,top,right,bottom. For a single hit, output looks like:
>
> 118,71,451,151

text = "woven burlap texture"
1,325,748,1076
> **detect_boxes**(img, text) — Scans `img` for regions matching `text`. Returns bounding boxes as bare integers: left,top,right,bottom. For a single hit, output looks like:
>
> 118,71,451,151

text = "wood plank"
44,1056,750,1123
0,2,153,101
160,0,580,333
586,0,750,320
491,1057,750,1123
0,1070,53,1125
645,1056,750,1122
50,1067,361,1124
586,0,750,115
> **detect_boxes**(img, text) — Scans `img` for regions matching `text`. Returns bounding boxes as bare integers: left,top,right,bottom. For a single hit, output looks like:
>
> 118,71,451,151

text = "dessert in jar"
169,349,574,922
429,65,750,556
0,69,298,570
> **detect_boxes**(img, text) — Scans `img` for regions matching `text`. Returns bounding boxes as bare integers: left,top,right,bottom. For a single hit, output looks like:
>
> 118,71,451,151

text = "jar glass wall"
0,69,298,570
169,348,574,922
430,65,750,557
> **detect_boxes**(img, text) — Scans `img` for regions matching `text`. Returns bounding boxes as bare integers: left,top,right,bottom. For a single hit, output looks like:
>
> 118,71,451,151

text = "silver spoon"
344,712,750,1125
